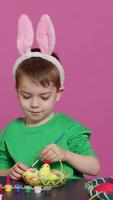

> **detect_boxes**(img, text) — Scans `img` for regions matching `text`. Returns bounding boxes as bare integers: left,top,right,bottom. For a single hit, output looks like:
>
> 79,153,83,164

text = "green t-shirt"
0,112,96,179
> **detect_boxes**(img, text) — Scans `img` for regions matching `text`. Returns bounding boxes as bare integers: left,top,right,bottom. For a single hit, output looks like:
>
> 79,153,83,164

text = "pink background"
0,0,113,178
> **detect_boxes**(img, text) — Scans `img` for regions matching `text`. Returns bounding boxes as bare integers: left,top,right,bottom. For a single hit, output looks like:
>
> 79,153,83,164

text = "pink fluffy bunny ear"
17,14,34,55
36,14,56,55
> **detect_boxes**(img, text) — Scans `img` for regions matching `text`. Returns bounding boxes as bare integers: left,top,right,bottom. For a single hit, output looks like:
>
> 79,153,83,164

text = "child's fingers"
10,171,22,180
13,162,28,175
41,147,61,162
42,151,57,162
28,168,36,172
14,165,25,175
40,144,65,162
40,147,49,158
17,162,28,171
40,144,58,157
9,162,28,180
46,155,58,163
9,168,22,180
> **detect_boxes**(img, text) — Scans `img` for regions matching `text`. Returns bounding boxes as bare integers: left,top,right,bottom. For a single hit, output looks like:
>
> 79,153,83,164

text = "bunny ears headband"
13,14,65,86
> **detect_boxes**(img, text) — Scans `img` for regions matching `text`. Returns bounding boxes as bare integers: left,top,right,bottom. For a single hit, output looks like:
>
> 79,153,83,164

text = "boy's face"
16,76,62,126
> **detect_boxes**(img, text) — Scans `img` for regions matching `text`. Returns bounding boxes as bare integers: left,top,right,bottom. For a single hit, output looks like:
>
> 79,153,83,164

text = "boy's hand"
9,162,28,180
40,144,67,163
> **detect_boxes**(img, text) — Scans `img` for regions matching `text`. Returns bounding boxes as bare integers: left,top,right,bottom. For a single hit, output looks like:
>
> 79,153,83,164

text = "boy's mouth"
30,111,42,116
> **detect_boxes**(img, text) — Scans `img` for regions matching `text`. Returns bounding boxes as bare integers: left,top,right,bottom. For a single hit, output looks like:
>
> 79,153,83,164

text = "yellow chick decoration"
38,163,58,180
23,162,68,187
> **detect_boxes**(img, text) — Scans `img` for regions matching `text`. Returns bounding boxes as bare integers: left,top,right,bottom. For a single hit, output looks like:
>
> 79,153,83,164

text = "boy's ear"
56,86,64,101
59,86,64,91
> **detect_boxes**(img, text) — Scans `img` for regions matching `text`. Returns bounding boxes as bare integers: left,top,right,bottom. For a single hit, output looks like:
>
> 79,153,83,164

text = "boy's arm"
0,132,28,179
41,123,101,176
66,124,101,175
0,139,14,170
63,149,100,176
0,169,11,176
41,143,100,176
0,132,14,174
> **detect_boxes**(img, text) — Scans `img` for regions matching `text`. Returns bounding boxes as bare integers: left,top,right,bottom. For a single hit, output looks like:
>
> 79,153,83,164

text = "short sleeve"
0,132,14,169
67,123,96,158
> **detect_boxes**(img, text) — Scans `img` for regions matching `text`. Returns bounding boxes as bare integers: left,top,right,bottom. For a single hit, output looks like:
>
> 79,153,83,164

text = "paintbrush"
32,132,66,167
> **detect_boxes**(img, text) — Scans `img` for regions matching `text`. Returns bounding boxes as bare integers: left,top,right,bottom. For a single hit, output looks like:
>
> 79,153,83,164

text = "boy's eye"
41,96,50,100
22,95,31,99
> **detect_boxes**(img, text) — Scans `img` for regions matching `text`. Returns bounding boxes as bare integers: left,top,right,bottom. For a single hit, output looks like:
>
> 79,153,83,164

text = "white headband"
13,14,65,86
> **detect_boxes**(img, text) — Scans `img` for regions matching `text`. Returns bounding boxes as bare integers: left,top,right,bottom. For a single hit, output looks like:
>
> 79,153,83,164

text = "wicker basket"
85,177,113,200
23,161,68,187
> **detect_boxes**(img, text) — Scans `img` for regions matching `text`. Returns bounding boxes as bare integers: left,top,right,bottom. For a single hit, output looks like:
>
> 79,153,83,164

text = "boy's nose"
31,98,39,108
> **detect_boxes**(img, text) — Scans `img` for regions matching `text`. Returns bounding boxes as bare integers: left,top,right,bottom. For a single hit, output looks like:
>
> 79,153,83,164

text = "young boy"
0,14,100,180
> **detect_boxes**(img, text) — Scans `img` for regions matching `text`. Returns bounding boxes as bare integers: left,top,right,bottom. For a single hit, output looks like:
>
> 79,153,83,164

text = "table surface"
0,177,90,200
